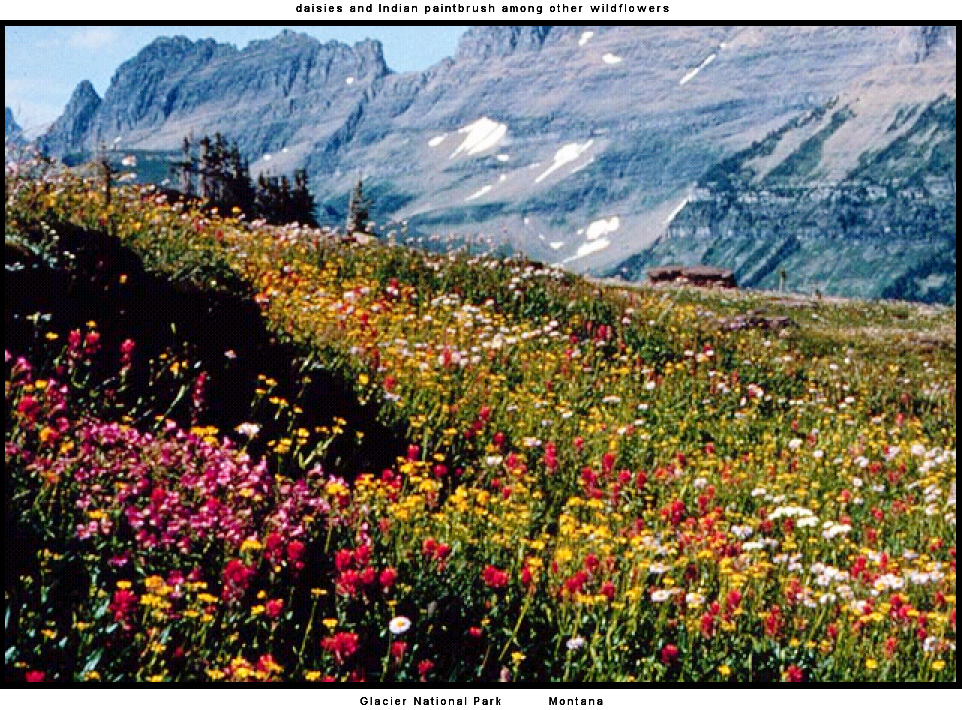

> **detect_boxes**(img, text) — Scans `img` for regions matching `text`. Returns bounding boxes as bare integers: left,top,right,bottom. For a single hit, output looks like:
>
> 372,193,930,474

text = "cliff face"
45,31,389,172
41,80,102,156
5,107,25,145
40,26,957,302
611,95,956,303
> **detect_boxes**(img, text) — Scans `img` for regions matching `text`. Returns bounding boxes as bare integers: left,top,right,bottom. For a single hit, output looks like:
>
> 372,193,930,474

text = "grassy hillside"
5,160,956,682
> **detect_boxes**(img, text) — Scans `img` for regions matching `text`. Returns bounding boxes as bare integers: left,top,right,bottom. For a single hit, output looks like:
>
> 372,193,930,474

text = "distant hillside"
609,95,956,304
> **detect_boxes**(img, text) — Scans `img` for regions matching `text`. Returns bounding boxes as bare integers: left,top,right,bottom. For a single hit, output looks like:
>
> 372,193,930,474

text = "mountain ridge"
36,26,957,303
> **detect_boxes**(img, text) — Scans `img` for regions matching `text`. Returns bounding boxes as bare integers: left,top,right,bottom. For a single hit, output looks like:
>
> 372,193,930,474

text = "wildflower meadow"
4,157,956,682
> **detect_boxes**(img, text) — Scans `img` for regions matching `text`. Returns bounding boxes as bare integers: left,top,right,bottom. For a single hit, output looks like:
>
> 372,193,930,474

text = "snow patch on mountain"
586,216,620,241
564,238,611,263
535,140,594,183
663,197,690,224
451,117,507,158
680,54,716,85
466,184,493,201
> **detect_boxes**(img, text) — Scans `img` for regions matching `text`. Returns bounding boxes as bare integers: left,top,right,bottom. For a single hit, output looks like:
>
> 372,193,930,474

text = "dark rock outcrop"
648,265,737,288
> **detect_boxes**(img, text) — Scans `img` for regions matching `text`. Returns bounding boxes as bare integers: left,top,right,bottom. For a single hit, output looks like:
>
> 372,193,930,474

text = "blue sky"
5,26,468,135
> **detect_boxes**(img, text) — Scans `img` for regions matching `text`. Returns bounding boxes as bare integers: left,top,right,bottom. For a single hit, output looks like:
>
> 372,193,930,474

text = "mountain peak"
454,26,556,62
5,106,19,132
40,80,102,156
5,106,25,145
914,25,956,62
245,31,389,71
71,79,101,104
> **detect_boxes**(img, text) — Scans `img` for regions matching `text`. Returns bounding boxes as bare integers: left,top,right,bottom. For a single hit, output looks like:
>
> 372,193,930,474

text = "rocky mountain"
609,29,957,303
39,26,956,302
42,80,102,157
5,107,25,145
42,31,388,164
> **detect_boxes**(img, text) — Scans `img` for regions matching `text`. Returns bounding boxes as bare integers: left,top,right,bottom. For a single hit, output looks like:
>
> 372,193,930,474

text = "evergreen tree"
346,177,371,235
171,133,316,226
292,169,317,227
96,144,113,207
178,137,193,196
